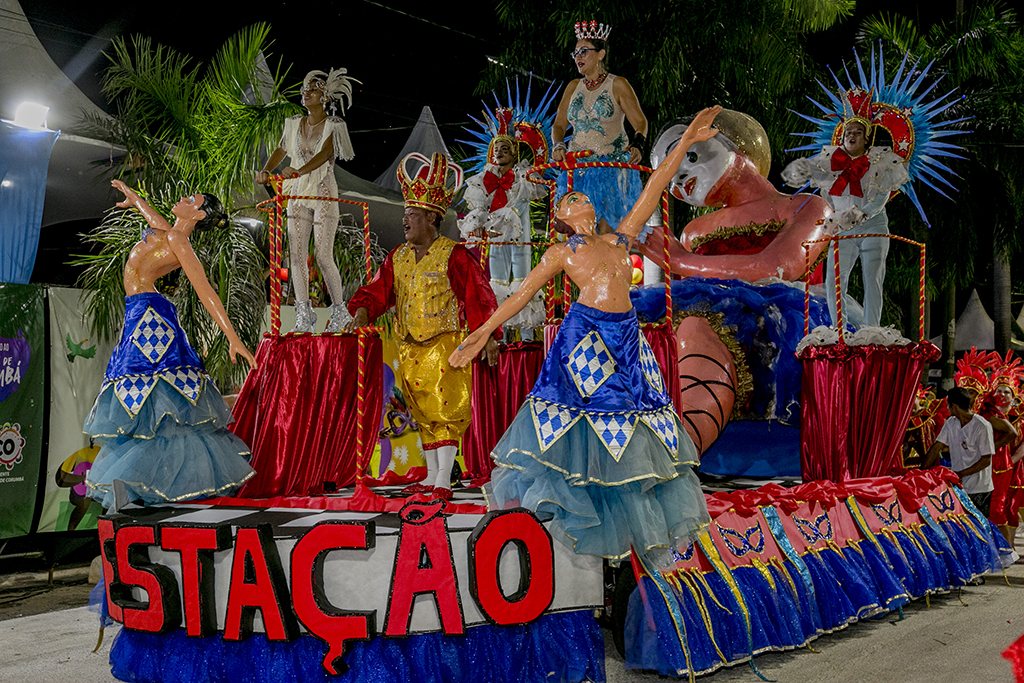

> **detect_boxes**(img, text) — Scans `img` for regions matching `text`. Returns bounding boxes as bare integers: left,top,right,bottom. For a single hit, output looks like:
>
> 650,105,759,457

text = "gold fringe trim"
689,218,786,252
673,309,754,407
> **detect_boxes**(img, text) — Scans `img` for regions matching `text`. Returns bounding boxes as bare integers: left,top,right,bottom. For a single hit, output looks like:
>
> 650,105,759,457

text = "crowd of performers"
905,349,1024,554
77,16,1020,682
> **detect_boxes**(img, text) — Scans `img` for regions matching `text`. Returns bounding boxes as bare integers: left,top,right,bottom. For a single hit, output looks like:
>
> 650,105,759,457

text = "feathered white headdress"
302,68,360,115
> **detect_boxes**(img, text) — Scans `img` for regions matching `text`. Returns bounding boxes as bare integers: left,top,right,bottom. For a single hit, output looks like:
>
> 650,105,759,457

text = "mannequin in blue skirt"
451,107,722,560
85,181,256,510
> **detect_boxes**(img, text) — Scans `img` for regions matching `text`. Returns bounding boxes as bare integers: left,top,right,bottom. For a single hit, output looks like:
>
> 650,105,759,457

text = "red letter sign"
468,509,554,626
291,521,377,675
113,524,182,634
384,500,465,637
161,525,231,638
223,525,298,641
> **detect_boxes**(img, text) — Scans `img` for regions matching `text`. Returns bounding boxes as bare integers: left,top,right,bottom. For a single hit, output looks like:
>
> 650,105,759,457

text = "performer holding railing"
256,67,359,333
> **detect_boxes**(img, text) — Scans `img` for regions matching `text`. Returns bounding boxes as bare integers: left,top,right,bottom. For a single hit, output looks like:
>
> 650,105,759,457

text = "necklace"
583,72,608,90
303,116,326,154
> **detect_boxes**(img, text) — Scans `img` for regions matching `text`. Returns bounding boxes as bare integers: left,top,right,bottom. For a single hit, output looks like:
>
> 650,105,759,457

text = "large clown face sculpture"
652,110,772,209
654,132,734,207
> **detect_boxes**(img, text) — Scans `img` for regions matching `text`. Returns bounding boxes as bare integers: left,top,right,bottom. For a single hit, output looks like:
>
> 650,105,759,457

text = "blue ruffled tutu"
489,303,709,560
84,293,253,509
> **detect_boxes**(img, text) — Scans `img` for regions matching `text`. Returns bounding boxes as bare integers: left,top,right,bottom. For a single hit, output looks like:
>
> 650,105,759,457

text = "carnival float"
54,19,1020,683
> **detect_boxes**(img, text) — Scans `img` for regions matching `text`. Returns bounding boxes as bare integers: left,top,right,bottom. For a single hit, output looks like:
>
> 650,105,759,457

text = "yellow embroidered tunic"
350,236,500,448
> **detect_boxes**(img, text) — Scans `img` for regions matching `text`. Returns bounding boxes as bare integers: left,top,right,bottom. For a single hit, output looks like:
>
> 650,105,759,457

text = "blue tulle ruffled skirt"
84,293,254,509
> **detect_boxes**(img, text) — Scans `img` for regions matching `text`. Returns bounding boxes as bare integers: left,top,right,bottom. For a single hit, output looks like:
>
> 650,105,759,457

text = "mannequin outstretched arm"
617,106,721,242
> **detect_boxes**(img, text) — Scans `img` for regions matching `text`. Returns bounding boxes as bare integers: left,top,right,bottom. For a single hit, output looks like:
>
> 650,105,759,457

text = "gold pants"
397,332,472,448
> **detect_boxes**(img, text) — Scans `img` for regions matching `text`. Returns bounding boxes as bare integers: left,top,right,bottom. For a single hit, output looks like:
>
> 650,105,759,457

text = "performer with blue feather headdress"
783,47,969,329
458,79,559,338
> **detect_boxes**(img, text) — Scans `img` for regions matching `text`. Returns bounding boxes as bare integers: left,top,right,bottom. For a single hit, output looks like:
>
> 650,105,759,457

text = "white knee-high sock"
434,445,457,490
423,448,439,486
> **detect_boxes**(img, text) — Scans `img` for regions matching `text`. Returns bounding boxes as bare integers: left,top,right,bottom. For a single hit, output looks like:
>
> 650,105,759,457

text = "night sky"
22,0,501,180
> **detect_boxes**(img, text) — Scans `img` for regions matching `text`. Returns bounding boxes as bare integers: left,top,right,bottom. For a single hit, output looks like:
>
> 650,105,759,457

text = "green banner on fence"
0,283,46,539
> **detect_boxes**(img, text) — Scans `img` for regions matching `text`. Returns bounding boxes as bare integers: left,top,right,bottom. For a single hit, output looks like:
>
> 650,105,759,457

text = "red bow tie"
829,147,870,198
483,170,514,211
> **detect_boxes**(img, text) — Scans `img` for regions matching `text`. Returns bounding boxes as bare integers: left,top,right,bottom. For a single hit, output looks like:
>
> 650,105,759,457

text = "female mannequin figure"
85,180,256,510
257,68,358,333
451,108,721,561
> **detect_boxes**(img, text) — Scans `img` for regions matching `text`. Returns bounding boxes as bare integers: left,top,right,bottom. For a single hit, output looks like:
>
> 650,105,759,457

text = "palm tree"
76,24,300,392
860,2,1024,371
481,0,855,175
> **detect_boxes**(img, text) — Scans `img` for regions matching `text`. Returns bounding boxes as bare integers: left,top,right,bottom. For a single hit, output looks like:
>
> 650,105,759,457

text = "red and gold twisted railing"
256,176,380,483
256,175,372,336
801,233,925,343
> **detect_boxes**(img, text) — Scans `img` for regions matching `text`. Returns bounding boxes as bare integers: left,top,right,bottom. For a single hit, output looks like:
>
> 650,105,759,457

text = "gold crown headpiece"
398,152,464,215
575,20,611,42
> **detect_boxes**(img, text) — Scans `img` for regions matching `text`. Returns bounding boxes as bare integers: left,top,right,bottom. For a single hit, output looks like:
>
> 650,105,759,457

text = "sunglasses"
569,47,598,59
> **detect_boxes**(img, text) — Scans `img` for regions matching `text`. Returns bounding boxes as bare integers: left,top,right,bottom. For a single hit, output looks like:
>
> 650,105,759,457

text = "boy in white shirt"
925,386,995,516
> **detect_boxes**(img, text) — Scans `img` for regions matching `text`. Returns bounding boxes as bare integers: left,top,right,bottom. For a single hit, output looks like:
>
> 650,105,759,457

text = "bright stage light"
13,102,49,129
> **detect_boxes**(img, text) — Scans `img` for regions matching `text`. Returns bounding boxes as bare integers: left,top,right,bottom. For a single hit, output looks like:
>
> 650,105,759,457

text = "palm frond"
780,0,856,33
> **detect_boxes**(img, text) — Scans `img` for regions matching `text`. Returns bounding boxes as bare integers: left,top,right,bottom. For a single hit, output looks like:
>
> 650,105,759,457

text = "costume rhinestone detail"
132,306,175,364
530,398,582,451
638,332,665,394
566,331,616,397
587,412,636,462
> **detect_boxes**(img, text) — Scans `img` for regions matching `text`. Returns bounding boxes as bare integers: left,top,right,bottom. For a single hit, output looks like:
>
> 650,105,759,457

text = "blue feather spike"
877,45,888,95
905,66,935,103
890,53,909,96
870,45,879,92
787,46,968,226
916,90,960,115
926,150,967,162
918,163,958,188
806,94,836,115
917,175,954,200
925,157,959,175
854,48,869,90
902,186,930,227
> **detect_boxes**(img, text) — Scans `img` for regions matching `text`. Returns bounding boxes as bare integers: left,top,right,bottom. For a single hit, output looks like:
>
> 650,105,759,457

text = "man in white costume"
783,90,909,328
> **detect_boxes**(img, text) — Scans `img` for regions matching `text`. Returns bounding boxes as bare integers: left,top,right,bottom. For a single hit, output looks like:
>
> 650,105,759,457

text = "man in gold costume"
348,152,500,500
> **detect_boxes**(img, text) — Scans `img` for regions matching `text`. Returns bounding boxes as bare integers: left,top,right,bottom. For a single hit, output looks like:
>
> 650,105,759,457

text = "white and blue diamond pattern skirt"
489,303,709,560
84,293,254,509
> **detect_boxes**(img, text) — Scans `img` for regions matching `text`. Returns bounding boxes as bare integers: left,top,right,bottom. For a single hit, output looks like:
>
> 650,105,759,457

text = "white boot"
291,301,317,334
434,444,458,491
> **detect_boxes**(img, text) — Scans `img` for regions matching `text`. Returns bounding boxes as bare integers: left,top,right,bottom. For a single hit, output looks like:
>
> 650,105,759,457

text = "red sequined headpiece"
954,347,995,396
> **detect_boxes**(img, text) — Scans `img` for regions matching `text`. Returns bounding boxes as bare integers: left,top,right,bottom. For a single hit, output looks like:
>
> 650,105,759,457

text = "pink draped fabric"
799,342,940,482
231,335,383,498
